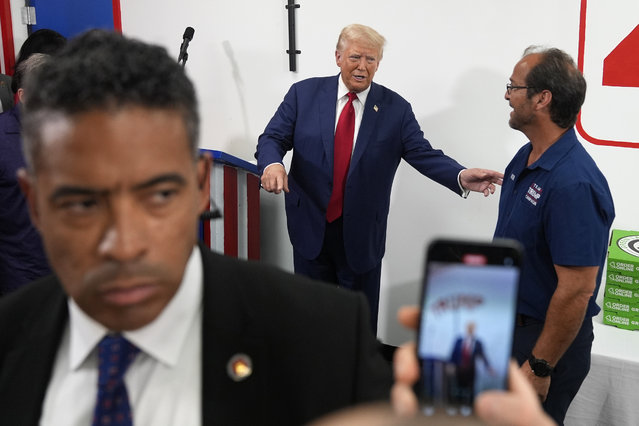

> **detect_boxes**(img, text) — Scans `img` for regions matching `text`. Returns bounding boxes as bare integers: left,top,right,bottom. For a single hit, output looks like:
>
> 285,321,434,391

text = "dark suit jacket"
256,75,465,273
0,245,392,425
0,74,13,112
450,338,489,370
0,105,51,295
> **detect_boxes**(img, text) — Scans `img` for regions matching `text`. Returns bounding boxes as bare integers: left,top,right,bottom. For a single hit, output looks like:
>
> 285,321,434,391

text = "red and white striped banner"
200,150,260,260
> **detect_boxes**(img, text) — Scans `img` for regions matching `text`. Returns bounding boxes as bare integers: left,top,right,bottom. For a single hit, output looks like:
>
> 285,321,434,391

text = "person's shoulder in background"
0,74,13,112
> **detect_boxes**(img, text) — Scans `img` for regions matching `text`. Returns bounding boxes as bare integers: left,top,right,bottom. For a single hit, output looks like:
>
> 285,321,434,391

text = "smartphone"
416,238,523,417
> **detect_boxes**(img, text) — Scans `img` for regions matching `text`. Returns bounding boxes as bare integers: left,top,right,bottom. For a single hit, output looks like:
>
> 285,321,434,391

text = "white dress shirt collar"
337,73,371,106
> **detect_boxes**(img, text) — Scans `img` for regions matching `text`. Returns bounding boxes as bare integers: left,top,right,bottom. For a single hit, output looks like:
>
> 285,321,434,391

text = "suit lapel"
199,245,267,425
319,76,339,175
1,278,68,426
350,82,381,173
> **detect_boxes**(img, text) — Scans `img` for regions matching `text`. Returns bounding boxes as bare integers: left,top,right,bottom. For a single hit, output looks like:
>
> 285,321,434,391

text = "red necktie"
326,92,357,222
461,340,471,366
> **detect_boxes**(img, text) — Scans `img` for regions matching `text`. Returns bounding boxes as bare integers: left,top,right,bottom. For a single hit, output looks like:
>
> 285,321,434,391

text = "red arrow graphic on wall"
603,25,639,87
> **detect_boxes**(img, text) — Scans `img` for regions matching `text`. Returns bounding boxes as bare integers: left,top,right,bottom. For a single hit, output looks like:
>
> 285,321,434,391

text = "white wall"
82,1,639,344
8,0,29,68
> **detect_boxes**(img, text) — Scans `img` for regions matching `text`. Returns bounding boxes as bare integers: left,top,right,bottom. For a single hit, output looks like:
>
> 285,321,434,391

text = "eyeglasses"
506,83,534,94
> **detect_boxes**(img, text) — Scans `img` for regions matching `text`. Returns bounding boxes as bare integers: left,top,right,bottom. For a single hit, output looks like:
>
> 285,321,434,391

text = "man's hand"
460,168,504,197
476,362,555,426
260,163,289,194
520,361,551,402
390,305,555,425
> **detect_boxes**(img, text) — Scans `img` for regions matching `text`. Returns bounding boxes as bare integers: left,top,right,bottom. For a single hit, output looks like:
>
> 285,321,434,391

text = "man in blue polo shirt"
494,46,615,424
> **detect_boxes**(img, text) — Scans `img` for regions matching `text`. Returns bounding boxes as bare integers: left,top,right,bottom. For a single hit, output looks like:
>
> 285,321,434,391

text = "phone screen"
416,239,521,417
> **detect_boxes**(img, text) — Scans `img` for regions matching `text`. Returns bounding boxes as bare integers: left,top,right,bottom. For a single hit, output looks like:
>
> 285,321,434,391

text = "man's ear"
196,152,212,214
535,89,553,110
17,168,41,230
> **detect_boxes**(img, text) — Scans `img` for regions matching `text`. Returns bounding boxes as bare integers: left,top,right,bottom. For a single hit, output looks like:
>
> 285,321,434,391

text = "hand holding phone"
416,239,522,417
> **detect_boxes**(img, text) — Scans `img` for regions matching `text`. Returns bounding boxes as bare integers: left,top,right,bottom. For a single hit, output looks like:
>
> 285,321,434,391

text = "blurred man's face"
20,107,209,331
335,39,380,93
466,322,476,336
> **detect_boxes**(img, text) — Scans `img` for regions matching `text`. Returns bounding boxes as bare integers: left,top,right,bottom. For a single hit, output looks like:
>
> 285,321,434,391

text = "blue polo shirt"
494,128,615,321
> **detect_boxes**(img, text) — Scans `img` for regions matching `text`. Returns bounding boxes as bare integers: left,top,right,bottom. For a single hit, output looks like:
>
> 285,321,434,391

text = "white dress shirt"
40,247,203,426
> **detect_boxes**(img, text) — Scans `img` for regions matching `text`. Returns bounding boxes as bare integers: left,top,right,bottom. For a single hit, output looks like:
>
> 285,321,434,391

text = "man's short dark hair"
523,46,586,129
21,30,199,171
11,29,66,93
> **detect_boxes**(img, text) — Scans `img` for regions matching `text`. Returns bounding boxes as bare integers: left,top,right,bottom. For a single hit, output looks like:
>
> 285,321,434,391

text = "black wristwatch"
528,355,554,377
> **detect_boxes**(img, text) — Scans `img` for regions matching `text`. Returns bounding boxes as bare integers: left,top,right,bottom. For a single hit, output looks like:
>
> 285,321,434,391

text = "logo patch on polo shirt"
525,183,542,206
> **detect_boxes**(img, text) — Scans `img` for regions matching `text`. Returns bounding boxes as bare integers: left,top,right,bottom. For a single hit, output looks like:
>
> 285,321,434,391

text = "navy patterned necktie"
92,334,140,426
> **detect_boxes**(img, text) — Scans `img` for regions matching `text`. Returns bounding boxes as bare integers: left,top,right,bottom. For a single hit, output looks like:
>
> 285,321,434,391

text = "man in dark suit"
0,53,52,296
0,30,391,426
0,29,66,114
256,24,503,333
449,321,494,411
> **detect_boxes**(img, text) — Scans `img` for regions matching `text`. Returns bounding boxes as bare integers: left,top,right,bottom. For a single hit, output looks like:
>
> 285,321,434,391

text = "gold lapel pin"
373,105,379,112
227,353,253,382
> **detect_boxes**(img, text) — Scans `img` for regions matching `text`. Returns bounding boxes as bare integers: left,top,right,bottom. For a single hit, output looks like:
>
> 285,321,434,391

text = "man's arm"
522,264,598,400
395,104,503,198
476,340,494,372
255,84,298,174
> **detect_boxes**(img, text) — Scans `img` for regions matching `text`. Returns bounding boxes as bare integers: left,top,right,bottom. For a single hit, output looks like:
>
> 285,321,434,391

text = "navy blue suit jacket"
257,75,465,273
0,74,13,112
0,106,51,294
450,337,489,370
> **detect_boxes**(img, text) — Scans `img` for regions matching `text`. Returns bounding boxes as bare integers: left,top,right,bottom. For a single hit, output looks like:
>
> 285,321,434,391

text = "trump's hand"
460,168,504,197
260,163,289,194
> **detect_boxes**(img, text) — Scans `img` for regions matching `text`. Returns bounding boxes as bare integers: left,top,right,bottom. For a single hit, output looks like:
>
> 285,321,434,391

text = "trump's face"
335,39,380,93
20,106,210,331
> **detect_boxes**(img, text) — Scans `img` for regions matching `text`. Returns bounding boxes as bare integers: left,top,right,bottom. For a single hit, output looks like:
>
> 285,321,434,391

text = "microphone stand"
175,28,220,223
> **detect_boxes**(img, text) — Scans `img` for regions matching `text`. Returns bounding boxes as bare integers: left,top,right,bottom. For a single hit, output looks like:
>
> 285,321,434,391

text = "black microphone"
200,195,223,221
178,27,195,67
200,208,223,221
